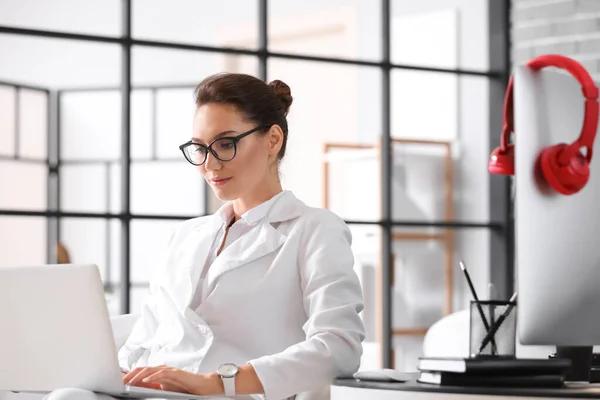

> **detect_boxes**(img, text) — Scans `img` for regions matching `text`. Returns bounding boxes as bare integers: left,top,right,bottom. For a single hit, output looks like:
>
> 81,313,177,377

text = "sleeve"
117,225,179,371
248,210,366,400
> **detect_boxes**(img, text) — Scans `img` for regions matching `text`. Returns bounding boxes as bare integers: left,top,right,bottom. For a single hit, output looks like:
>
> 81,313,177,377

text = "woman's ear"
266,125,284,156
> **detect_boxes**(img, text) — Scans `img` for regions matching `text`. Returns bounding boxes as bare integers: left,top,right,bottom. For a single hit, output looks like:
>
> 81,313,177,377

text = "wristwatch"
217,363,239,396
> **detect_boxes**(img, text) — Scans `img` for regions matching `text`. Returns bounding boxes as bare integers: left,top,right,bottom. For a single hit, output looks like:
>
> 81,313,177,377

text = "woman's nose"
204,151,221,171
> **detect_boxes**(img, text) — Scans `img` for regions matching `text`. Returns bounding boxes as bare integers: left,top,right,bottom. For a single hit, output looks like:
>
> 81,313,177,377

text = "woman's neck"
232,181,283,220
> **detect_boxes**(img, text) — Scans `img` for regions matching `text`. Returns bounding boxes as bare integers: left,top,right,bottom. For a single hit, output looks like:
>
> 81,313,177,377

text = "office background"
0,0,513,371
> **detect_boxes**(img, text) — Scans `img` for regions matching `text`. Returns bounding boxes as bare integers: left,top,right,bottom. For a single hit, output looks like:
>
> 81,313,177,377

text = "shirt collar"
214,190,288,226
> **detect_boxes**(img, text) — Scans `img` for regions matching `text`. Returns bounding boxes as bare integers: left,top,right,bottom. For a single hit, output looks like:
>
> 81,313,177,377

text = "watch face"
218,363,238,378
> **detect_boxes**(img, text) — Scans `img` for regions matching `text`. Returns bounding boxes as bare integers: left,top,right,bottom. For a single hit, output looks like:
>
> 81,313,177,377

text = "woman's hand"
122,366,219,395
122,370,163,391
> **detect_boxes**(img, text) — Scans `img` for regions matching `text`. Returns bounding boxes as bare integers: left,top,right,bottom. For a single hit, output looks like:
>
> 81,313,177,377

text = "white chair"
0,314,139,400
422,308,471,358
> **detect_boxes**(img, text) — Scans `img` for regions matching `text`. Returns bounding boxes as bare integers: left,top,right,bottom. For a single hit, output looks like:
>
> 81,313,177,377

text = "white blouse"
188,191,287,311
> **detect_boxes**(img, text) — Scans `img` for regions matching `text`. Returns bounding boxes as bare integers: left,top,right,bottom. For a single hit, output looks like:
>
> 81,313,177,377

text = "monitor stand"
556,346,593,382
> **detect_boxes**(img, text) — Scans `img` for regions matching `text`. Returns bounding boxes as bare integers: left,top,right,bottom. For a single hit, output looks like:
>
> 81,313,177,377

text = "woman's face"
192,103,272,201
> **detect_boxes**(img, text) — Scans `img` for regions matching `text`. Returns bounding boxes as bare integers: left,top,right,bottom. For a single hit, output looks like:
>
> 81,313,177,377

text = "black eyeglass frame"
178,125,269,166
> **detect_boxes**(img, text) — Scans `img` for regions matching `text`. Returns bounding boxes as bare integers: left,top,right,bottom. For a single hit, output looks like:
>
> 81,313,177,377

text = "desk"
331,375,600,399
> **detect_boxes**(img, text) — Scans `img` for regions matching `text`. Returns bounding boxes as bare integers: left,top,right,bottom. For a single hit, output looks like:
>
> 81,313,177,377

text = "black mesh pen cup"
469,300,517,358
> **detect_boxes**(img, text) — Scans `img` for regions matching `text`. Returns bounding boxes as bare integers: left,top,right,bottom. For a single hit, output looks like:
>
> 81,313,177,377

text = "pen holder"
469,300,517,358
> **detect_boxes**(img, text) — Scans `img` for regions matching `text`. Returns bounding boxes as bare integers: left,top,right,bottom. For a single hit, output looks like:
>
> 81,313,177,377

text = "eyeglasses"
179,125,266,166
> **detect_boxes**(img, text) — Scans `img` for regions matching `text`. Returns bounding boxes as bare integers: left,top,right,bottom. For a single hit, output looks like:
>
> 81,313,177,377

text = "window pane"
0,161,47,210
0,0,121,37
0,216,46,266
0,85,16,156
132,0,258,49
391,72,489,222
268,59,381,221
392,71,458,142
57,218,124,314
326,150,380,222
392,230,447,330
347,224,380,370
60,91,121,161
131,162,205,216
19,89,48,159
130,219,182,283
60,163,109,213
18,89,48,159
389,225,490,371
269,0,381,61
391,0,489,71
132,47,258,87
131,89,153,160
54,32,121,212
108,219,121,287
60,218,108,278
109,163,121,214
155,88,197,160
0,36,120,89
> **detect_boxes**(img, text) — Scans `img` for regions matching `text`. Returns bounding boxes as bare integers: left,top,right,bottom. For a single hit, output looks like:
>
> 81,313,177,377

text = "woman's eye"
218,141,234,150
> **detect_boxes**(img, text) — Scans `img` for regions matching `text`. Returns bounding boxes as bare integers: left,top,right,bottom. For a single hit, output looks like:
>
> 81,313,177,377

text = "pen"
459,260,497,354
478,292,518,353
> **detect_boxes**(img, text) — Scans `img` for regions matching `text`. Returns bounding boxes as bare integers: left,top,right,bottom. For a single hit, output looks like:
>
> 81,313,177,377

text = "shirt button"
198,325,209,334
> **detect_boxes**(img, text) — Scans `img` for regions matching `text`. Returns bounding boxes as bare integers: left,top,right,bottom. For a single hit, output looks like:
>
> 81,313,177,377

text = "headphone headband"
501,54,599,163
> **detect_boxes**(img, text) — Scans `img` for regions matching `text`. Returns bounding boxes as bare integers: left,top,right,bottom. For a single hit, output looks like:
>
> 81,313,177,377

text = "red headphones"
488,54,600,195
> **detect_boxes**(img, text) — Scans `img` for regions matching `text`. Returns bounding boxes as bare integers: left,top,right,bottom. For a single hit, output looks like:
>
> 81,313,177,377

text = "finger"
123,367,145,384
145,371,195,395
128,366,169,386
143,369,177,384
125,369,151,386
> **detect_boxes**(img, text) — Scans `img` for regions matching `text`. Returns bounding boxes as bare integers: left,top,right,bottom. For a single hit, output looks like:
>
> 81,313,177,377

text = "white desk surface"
331,376,600,399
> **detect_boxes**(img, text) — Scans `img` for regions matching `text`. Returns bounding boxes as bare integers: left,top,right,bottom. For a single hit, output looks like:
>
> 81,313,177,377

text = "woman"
47,73,365,400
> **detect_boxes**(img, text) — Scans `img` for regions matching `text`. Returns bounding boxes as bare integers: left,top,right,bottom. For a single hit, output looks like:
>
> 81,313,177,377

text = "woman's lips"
210,177,232,187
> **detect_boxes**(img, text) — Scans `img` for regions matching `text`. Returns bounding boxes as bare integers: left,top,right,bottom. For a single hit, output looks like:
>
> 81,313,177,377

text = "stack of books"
417,357,572,388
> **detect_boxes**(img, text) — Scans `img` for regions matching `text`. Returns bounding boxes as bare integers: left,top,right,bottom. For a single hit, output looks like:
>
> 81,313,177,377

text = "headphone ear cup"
488,144,515,175
539,143,590,195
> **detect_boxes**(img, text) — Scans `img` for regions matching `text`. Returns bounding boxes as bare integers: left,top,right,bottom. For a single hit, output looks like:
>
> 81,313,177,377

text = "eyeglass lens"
184,138,236,165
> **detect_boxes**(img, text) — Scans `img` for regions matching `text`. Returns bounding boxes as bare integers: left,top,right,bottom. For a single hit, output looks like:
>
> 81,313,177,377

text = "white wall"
0,0,493,372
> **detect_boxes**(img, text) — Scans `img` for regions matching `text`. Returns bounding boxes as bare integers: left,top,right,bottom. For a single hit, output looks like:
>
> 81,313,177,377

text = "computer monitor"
514,65,600,379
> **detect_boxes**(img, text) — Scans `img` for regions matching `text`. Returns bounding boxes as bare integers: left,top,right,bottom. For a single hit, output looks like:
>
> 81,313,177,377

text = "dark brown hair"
194,73,293,160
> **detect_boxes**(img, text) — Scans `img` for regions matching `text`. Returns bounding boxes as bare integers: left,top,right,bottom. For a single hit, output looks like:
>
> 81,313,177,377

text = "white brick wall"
512,0,600,78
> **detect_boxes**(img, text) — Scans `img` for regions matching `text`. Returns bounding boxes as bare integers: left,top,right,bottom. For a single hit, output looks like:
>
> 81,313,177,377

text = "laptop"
0,264,209,399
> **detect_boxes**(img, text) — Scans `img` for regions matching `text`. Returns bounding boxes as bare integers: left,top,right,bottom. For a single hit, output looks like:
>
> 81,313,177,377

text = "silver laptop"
0,264,208,399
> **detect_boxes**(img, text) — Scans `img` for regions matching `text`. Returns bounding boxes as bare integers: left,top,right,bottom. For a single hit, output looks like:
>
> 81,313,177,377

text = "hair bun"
268,79,293,116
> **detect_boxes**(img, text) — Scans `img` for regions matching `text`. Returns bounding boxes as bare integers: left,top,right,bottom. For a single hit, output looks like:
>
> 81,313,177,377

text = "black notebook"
418,371,565,388
418,357,571,375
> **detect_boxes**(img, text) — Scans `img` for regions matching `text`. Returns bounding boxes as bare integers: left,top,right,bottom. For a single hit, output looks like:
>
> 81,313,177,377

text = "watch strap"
222,375,235,397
